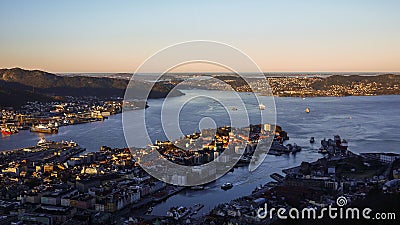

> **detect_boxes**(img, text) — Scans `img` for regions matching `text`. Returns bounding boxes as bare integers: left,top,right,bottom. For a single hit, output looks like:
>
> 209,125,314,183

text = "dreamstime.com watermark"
256,196,396,221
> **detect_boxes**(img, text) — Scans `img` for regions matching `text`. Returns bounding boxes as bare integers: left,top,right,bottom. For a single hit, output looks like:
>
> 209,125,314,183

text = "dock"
270,173,285,182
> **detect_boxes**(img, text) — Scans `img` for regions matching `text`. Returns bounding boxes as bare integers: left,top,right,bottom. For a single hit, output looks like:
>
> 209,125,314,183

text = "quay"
197,135,400,225
270,173,284,183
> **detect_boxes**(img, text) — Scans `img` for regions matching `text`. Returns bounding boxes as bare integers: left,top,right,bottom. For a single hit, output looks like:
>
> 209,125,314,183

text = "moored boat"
167,206,190,220
190,185,205,190
37,137,48,146
145,206,153,215
292,143,302,154
1,127,18,135
318,147,328,154
340,139,349,150
221,182,233,190
1,127,12,135
270,140,289,153
191,203,204,215
30,124,58,134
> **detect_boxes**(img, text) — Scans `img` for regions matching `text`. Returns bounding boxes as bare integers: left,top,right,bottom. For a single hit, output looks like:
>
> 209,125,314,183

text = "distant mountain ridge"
0,67,128,89
2,68,399,108
0,68,182,107
311,74,400,89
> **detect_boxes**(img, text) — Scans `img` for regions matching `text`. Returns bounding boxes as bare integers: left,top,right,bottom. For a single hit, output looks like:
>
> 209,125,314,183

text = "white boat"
258,104,266,110
190,185,205,190
30,124,58,134
37,137,47,145
167,206,190,220
145,207,153,215
340,139,349,150
221,182,233,190
318,147,328,154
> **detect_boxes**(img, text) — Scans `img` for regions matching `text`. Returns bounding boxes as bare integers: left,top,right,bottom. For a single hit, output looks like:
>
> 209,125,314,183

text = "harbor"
198,146,400,224
1,97,148,138
0,90,400,224
1,132,398,224
1,1,400,223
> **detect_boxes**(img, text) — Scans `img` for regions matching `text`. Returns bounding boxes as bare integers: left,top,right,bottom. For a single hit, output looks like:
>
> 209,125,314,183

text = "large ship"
1,127,12,135
1,127,18,135
30,124,59,134
167,206,190,220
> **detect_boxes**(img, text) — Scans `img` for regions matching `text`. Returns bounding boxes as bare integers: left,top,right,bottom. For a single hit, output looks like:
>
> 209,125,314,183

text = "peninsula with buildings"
167,73,400,97
91,72,400,97
2,69,400,110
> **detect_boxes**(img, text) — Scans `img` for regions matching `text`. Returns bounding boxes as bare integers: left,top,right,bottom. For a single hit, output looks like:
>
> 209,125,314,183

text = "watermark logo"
122,41,276,186
256,196,396,221
336,196,347,207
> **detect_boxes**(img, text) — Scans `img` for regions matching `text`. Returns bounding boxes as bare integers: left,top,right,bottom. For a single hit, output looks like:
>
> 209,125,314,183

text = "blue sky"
0,0,399,72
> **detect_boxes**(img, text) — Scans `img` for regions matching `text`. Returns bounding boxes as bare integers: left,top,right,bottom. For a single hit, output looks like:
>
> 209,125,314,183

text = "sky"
0,0,399,73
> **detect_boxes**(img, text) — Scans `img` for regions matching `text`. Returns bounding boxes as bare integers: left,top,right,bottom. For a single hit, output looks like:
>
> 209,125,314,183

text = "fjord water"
1,90,399,216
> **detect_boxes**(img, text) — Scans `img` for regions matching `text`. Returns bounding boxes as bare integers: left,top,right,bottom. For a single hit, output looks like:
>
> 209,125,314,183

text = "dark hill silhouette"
311,74,400,90
0,68,183,107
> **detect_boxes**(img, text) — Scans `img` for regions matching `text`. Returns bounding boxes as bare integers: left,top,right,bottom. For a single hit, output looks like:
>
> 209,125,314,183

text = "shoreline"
176,88,400,98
